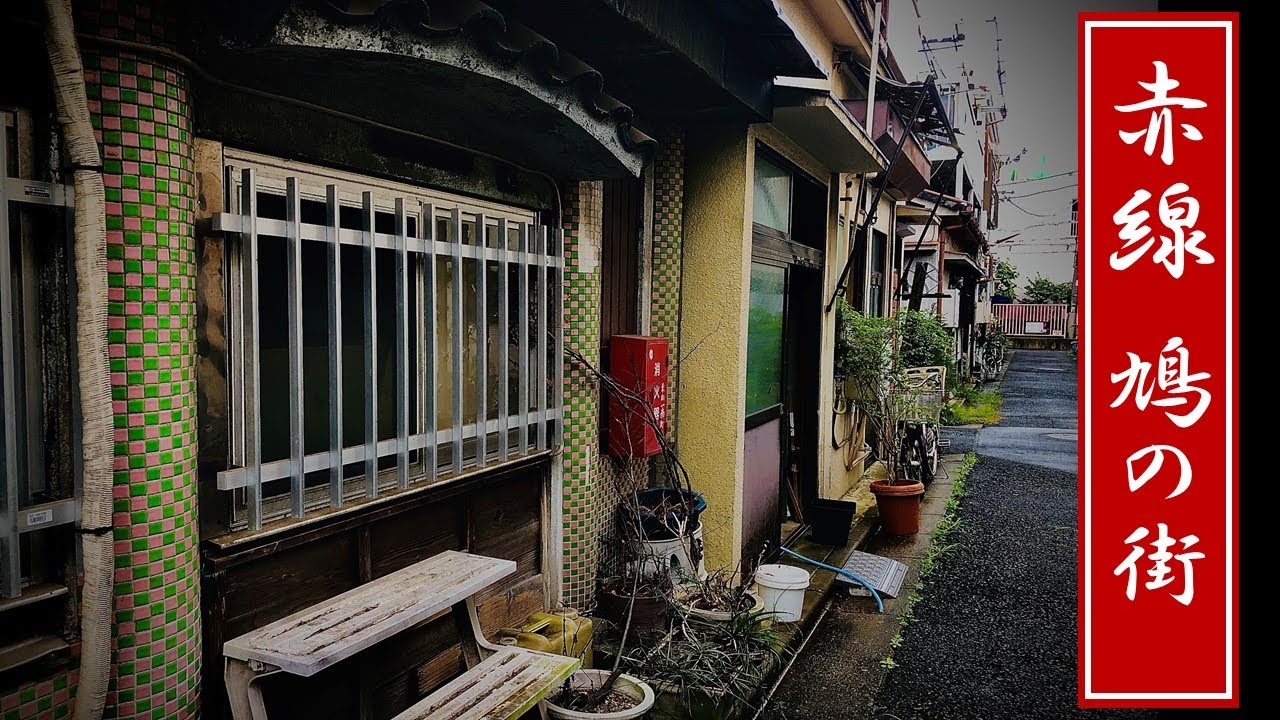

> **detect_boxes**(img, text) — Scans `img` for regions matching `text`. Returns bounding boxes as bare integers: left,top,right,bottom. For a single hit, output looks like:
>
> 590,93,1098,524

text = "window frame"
214,150,564,533
0,107,80,599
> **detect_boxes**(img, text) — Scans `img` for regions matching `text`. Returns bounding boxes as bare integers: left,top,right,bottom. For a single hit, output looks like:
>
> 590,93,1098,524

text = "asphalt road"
871,350,1150,720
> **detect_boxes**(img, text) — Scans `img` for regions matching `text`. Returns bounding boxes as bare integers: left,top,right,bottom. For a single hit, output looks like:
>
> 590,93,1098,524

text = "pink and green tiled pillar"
558,130,685,609
0,5,201,719
560,181,606,608
85,0,202,717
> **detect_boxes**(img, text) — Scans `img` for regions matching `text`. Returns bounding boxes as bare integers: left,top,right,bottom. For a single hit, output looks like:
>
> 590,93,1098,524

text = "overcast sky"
888,0,1154,287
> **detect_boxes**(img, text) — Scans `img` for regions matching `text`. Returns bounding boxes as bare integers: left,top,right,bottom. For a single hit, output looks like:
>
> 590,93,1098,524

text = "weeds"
890,452,979,659
941,387,1002,426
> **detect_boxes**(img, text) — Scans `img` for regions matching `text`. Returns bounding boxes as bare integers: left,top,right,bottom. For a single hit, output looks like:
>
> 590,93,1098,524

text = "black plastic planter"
808,498,858,546
628,488,706,541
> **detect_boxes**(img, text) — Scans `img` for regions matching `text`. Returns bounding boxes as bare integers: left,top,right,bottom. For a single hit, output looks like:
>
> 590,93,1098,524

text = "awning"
771,85,885,172
197,0,654,179
708,0,828,79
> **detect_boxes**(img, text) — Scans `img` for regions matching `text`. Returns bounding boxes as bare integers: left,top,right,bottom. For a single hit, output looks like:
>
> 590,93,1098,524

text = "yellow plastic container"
494,609,594,668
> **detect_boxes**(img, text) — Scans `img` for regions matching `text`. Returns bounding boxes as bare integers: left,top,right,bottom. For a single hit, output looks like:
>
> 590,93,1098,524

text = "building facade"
2,1,952,718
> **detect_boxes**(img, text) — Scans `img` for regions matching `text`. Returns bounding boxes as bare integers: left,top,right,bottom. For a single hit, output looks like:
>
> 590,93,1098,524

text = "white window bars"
1,109,79,598
214,157,564,532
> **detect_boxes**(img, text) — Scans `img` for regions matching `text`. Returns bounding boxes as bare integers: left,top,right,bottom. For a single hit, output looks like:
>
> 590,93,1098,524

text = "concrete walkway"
765,351,1149,720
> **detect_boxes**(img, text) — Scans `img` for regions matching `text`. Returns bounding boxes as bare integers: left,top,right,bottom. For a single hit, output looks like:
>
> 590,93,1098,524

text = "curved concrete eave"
245,8,648,179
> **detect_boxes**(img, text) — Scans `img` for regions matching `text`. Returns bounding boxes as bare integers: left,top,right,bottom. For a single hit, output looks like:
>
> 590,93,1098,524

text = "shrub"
1021,274,1072,304
896,309,955,384
834,297,894,393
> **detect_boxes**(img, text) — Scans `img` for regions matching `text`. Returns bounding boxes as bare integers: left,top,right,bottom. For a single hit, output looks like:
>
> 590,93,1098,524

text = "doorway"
741,149,824,570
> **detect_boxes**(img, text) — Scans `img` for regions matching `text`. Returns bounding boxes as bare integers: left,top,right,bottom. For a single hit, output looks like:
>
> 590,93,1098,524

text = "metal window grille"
214,153,564,532
1,109,79,598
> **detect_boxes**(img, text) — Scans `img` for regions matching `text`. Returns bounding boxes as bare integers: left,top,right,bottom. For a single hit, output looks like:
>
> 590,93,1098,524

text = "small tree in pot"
835,302,948,534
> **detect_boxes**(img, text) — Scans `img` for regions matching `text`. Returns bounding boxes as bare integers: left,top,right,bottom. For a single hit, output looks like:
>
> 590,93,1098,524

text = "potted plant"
624,608,783,720
866,387,929,536
627,488,706,541
671,569,765,623
838,307,953,535
625,488,707,584
546,669,656,719
597,569,674,638
834,297,893,403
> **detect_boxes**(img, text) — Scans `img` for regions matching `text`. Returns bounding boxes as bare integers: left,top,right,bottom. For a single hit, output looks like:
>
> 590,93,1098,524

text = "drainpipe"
865,0,883,131
42,2,113,718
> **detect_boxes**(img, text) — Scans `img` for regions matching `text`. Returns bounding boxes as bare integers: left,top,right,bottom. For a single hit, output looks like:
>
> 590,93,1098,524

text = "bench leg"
451,597,502,669
225,657,282,720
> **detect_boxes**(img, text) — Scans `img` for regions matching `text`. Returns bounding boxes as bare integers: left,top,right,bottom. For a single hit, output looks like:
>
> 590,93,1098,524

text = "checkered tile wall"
649,131,684,431
559,131,685,609
0,665,78,720
87,2,201,717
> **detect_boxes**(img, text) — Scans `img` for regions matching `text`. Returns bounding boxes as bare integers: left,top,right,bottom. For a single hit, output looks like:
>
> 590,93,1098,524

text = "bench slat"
393,647,579,720
224,551,515,676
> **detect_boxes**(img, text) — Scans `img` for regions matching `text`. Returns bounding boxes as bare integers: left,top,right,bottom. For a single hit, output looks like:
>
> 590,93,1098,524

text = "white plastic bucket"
638,522,706,583
755,564,811,623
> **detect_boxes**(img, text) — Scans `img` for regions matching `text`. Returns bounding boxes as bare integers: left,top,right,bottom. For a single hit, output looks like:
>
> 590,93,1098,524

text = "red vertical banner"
1079,14,1238,708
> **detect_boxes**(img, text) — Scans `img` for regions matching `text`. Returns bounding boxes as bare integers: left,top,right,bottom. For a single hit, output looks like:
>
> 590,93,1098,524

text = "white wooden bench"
223,550,579,720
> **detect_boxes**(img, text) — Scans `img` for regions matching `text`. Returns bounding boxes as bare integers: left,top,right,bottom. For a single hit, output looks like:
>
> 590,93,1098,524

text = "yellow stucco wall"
777,0,879,101
678,122,754,572
677,1,902,564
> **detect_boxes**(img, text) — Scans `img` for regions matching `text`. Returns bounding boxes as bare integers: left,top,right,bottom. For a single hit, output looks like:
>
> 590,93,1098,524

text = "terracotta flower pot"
870,479,925,535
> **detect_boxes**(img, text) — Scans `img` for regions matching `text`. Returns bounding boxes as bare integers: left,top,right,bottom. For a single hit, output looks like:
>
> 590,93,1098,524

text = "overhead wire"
1003,170,1076,184
1011,219,1072,230
1002,183,1076,199
1002,198,1059,217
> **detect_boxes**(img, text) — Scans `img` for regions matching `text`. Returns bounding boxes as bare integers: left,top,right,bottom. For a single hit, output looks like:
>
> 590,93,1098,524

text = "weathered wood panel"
369,496,465,579
365,616,463,720
221,532,360,639
476,573,545,637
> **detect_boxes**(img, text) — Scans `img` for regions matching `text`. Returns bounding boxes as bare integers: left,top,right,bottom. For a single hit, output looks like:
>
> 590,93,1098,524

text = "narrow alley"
769,350,1150,720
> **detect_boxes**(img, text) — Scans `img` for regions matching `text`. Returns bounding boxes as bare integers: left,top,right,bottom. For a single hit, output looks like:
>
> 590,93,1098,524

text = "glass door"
742,261,787,568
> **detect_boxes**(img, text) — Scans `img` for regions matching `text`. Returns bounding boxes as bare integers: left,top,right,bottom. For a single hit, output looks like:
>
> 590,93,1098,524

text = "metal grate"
215,158,564,532
837,551,909,598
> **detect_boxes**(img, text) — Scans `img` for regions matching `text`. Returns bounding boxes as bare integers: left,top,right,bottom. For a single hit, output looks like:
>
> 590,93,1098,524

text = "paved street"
767,350,1151,720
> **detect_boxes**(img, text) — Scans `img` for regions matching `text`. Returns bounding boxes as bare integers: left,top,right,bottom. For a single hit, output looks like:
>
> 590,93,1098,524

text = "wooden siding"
201,457,549,720
600,178,642,346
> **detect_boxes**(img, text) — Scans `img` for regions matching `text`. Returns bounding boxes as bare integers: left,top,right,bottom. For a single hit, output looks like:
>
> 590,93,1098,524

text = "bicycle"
892,366,945,484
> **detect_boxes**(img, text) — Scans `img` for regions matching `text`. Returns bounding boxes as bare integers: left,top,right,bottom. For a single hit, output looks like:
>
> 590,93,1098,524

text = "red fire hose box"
606,335,669,457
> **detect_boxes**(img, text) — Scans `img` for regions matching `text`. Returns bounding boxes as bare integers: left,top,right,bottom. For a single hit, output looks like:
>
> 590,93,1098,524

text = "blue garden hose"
778,546,885,613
